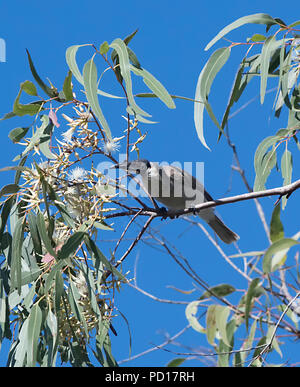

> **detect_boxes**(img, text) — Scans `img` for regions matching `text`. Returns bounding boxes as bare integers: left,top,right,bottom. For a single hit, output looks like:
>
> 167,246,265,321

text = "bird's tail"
208,215,239,244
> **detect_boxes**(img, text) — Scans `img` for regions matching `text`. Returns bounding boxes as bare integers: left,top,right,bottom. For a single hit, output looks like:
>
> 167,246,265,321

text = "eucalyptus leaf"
185,300,206,333
215,305,231,346
65,44,90,85
281,149,292,209
83,57,112,140
245,278,261,331
27,303,43,366
57,231,86,260
110,38,151,118
62,70,73,101
206,304,217,345
263,238,299,273
11,216,24,294
0,184,20,199
26,49,58,98
205,13,278,51
270,204,284,243
8,127,29,143
130,65,175,109
194,47,230,149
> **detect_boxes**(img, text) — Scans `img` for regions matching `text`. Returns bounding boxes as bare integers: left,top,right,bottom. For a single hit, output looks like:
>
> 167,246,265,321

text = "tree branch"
104,179,300,220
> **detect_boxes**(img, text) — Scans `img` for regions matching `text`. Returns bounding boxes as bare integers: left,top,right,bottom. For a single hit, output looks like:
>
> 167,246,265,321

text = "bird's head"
112,159,151,175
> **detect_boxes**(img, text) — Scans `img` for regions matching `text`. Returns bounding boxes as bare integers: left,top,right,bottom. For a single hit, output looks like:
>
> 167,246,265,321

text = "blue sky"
0,1,299,367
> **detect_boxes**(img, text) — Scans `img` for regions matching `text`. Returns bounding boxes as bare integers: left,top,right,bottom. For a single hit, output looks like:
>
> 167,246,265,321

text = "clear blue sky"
0,1,299,367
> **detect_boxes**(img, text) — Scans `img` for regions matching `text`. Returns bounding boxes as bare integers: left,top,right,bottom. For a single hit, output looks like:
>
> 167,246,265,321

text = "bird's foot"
188,207,198,215
159,206,169,220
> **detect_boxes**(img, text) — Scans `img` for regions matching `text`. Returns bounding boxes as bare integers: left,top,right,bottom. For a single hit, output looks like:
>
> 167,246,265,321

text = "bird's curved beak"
110,161,128,170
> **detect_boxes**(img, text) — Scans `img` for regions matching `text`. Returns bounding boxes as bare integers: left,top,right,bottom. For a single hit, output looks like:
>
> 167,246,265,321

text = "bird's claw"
189,207,197,215
159,207,169,220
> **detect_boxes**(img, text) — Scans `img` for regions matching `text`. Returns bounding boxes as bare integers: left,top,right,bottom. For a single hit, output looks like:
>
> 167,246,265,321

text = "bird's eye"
136,169,140,174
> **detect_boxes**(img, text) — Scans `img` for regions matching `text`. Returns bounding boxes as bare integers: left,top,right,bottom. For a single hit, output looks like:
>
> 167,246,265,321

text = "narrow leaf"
263,238,299,273
245,278,261,331
62,70,73,101
11,217,24,294
215,305,230,346
110,38,151,118
130,65,175,109
0,184,20,199
27,303,42,366
57,231,86,260
281,149,292,209
194,47,231,149
185,301,206,333
270,204,284,243
205,13,278,51
26,49,57,97
83,58,112,140
8,127,29,143
206,304,217,345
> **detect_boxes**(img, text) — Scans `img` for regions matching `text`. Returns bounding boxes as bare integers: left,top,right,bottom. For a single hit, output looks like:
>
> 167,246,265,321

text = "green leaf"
215,305,231,346
0,184,20,199
27,303,43,366
20,268,42,286
221,62,246,130
260,37,284,104
21,80,38,96
103,333,119,367
289,20,300,28
99,41,110,55
166,358,186,367
194,47,231,149
130,65,175,109
266,325,282,358
123,29,139,45
281,149,292,209
13,85,43,117
185,300,206,333
45,309,58,366
38,116,56,160
13,114,55,161
65,44,91,85
11,217,24,294
253,134,282,192
110,38,151,118
217,319,236,367
8,127,30,143
27,211,42,260
254,149,277,192
85,237,127,282
205,13,278,51
270,204,284,243
228,251,264,258
0,111,16,121
44,259,67,294
0,197,15,240
206,304,217,345
57,231,86,260
62,70,73,101
239,320,257,366
26,50,58,98
68,279,89,337
250,34,267,42
83,57,112,140
36,211,57,258
200,283,235,300
245,278,261,331
263,238,299,273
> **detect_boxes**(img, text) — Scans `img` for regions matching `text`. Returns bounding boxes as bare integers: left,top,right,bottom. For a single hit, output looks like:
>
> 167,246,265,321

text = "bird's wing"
167,165,214,202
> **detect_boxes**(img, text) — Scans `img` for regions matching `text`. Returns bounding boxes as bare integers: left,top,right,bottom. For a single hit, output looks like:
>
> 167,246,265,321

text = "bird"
113,159,239,244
